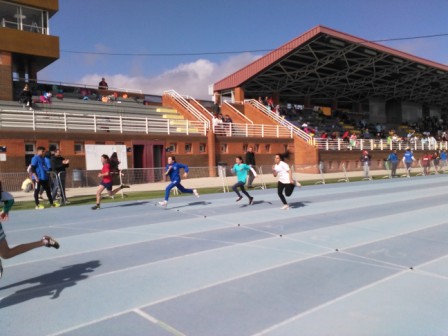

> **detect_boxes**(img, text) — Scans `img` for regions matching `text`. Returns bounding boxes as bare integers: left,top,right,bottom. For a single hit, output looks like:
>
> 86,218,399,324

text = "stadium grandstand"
1,1,448,184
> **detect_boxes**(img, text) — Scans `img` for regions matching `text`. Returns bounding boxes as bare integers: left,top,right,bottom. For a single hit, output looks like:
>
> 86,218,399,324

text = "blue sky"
38,0,448,99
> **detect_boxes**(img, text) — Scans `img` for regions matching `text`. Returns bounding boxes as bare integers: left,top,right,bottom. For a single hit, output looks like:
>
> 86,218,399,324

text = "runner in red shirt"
421,152,432,176
91,154,129,210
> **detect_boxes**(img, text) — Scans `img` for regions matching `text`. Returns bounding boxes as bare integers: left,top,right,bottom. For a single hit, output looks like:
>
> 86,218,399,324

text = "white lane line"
253,251,448,336
134,308,186,336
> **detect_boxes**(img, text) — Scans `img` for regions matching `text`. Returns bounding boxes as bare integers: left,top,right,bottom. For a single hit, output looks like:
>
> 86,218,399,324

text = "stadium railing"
314,138,448,151
0,109,207,135
244,99,312,143
212,122,293,138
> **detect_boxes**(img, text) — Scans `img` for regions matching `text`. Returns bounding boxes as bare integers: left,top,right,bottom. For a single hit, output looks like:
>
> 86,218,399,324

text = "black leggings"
232,181,251,198
34,180,54,205
277,182,294,204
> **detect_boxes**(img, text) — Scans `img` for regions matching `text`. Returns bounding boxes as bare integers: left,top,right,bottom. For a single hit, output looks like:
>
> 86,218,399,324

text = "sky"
38,0,448,99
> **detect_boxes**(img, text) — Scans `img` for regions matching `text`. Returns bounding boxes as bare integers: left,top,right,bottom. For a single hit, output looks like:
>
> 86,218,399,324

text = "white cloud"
78,53,261,99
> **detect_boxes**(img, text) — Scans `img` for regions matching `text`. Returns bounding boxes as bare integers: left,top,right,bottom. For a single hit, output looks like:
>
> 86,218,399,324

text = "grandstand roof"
214,25,448,108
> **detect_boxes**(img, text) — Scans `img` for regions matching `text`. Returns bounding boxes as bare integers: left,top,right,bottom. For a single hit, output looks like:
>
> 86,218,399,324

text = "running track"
1,175,448,335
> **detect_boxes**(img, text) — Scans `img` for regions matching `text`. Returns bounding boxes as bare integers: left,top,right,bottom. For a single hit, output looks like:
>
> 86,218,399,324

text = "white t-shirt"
274,161,291,184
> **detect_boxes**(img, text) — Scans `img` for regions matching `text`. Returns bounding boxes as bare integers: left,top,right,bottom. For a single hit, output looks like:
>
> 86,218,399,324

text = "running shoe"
236,196,243,202
91,204,100,210
0,259,3,279
193,189,200,198
281,204,290,210
42,236,60,249
35,204,45,210
51,202,60,208
249,197,254,205
120,184,130,189
158,200,168,207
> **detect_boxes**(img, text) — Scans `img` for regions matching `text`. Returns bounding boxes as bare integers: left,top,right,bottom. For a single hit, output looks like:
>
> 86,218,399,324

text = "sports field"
1,175,448,336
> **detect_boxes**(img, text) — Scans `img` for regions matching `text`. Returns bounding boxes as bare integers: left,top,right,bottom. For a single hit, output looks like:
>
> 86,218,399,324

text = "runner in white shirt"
272,153,295,210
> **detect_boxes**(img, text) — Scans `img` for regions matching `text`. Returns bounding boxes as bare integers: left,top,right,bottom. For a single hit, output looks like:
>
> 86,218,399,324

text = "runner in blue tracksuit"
402,148,415,176
158,156,199,207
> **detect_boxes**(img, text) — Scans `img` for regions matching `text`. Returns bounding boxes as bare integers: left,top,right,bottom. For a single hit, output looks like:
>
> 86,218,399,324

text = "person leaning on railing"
51,148,70,204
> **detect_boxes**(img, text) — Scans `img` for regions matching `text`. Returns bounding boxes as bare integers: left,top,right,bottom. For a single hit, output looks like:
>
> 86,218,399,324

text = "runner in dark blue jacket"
158,156,199,207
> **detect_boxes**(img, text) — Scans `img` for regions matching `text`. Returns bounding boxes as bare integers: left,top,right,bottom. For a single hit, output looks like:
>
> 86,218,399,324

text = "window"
49,142,59,152
283,144,288,152
265,144,271,153
24,142,35,166
199,143,206,153
0,2,49,34
242,144,248,152
74,142,84,154
185,143,192,153
220,144,228,153
254,144,260,152
167,143,177,153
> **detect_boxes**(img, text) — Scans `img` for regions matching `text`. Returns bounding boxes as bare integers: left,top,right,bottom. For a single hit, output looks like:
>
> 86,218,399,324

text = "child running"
0,181,60,279
91,154,130,210
272,152,295,210
158,156,199,207
231,156,257,205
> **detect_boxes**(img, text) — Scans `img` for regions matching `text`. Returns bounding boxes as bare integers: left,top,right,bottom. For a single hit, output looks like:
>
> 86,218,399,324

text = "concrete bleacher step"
176,127,200,133
156,107,178,114
163,114,185,120
169,119,188,125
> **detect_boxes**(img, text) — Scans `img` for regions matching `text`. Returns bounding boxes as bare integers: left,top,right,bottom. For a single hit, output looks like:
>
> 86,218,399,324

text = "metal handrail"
0,109,206,135
164,90,210,130
212,122,293,138
314,138,448,151
223,101,254,124
244,99,312,143
185,96,213,119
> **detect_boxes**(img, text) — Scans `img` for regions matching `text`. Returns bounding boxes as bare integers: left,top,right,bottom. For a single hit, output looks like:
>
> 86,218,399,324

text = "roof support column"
0,51,13,100
331,99,338,112
234,87,245,103
304,95,312,109
368,97,386,124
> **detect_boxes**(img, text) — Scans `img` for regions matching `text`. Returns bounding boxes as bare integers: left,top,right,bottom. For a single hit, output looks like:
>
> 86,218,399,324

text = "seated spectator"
19,84,33,110
223,114,233,136
39,92,52,104
212,113,224,135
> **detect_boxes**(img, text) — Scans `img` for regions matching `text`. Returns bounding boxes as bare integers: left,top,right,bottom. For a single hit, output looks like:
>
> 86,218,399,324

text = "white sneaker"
281,205,290,210
193,189,199,198
158,200,168,207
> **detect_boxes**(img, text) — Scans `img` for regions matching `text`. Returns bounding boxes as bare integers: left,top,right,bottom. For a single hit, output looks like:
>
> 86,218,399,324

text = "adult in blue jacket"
158,156,199,207
30,146,59,209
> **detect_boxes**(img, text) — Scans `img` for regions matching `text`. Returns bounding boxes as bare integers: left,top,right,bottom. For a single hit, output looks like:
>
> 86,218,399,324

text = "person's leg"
33,181,41,206
285,183,295,197
232,182,242,198
239,183,251,198
176,183,193,194
247,169,255,187
42,180,55,205
96,184,105,207
277,182,288,205
0,238,44,259
164,181,177,201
